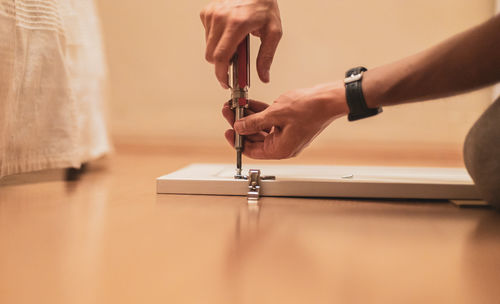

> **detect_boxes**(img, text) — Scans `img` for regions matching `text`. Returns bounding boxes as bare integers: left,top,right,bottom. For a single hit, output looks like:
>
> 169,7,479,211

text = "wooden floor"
1,142,499,304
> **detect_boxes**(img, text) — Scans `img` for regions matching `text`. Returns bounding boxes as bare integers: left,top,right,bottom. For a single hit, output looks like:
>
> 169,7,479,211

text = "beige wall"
96,0,495,148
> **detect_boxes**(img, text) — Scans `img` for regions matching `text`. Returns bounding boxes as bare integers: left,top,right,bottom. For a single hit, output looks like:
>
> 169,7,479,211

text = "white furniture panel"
157,163,480,200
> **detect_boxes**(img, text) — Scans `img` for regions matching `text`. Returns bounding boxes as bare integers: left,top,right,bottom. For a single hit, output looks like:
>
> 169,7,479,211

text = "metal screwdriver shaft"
236,148,242,176
231,35,250,179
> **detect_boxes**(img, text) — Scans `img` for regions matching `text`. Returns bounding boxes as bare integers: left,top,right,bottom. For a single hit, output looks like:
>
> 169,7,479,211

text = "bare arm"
225,14,500,159
364,14,500,108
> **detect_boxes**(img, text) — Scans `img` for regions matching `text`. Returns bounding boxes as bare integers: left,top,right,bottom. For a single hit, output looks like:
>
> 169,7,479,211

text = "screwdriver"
230,35,250,179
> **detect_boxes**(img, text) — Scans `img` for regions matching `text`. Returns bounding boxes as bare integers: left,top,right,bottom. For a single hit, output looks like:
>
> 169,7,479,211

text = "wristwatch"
344,66,382,121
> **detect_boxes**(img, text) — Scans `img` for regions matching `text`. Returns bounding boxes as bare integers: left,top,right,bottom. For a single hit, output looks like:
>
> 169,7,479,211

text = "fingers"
200,5,217,51
245,127,301,160
225,129,266,145
215,61,230,89
248,132,267,142
222,99,270,127
205,19,224,63
224,130,273,159
222,102,235,126
240,141,269,159
248,99,269,112
234,110,277,135
213,22,253,88
224,129,235,146
200,8,209,41
200,5,233,89
201,0,283,88
225,127,299,160
256,26,282,83
237,131,282,159
213,24,250,69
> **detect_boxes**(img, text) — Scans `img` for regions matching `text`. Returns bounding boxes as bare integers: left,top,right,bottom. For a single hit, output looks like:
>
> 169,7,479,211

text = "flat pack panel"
156,163,480,200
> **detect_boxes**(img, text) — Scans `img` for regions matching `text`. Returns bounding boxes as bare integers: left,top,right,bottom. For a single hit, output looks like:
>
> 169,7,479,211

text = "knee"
463,98,500,208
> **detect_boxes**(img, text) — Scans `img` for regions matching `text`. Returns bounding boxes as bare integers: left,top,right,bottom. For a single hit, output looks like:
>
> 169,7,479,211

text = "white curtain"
0,0,111,178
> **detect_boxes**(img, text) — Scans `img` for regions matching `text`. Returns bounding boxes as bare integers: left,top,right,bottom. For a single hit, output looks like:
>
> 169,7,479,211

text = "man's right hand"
221,82,349,159
200,0,283,89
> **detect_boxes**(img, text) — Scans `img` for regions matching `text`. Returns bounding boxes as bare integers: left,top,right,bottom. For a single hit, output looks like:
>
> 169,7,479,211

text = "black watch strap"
344,66,382,121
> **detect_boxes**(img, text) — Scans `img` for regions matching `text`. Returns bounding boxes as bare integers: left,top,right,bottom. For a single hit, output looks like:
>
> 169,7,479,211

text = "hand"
222,82,349,159
200,0,283,89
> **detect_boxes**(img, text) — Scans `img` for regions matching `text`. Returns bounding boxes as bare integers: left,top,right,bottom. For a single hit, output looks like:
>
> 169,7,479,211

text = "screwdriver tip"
235,149,242,178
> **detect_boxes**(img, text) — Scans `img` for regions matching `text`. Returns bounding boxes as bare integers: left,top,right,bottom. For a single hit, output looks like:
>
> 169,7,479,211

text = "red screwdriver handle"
236,35,249,107
237,35,249,89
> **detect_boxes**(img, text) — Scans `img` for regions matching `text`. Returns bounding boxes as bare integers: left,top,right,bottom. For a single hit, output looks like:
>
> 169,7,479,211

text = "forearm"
363,14,500,108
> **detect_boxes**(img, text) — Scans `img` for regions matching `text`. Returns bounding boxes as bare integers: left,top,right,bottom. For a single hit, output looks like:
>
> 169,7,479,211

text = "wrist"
258,0,278,8
311,81,349,120
343,67,383,121
361,69,383,109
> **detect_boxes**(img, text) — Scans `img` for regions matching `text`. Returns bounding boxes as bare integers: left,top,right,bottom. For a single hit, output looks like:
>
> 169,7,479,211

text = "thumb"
256,27,282,83
234,110,276,135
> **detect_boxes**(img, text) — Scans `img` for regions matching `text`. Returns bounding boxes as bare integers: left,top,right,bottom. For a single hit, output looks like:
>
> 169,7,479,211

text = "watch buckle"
344,71,364,84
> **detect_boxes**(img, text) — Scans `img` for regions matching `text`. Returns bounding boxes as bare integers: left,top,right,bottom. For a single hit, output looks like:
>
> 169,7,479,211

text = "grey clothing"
464,96,500,207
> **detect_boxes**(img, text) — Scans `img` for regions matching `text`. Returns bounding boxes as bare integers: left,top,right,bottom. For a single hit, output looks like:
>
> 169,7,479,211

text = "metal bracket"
236,169,275,204
247,169,261,204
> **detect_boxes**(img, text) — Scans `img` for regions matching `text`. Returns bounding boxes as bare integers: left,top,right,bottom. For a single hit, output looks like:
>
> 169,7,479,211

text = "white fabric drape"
0,0,110,178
